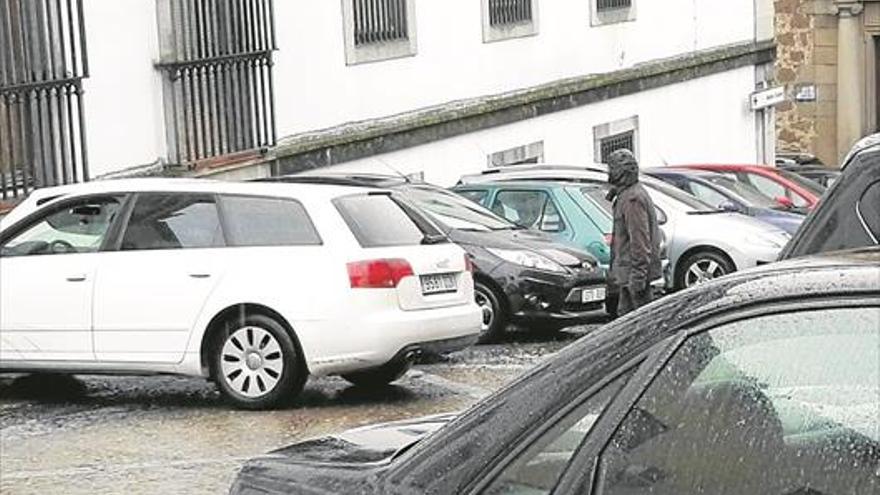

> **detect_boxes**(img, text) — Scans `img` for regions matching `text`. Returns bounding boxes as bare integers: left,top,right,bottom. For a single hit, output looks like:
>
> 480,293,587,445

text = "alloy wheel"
220,326,284,398
475,287,496,332
685,258,728,287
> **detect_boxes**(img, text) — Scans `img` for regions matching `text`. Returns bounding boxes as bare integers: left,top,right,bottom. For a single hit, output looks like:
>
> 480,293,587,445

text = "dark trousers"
619,286,653,316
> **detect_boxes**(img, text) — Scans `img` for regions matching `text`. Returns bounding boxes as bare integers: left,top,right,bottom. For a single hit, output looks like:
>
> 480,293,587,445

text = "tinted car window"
1,196,123,257
221,195,321,247
857,180,880,241
335,194,439,247
597,307,880,495
121,193,224,250
492,190,565,232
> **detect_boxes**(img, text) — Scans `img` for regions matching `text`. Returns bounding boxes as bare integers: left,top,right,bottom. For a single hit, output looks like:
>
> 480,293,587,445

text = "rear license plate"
421,273,458,295
581,287,607,303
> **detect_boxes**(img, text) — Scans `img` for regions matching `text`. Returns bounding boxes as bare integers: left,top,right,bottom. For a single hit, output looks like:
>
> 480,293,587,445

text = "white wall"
81,0,165,178
273,0,757,137
315,66,759,186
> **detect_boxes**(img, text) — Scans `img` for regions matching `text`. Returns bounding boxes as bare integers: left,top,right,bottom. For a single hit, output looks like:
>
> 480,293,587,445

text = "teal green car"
452,181,614,270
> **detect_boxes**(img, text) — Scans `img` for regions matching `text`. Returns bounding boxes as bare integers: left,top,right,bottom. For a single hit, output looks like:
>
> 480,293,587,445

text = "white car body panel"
0,179,481,381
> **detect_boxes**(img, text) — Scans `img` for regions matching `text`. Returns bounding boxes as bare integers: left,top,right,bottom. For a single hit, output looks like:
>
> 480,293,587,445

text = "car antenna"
375,156,411,183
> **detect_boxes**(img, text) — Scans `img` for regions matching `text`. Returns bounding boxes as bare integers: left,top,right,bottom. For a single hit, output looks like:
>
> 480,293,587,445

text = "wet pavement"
0,322,605,494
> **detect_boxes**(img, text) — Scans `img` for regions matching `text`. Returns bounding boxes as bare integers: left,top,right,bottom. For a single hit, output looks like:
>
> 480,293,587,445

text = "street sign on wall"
750,86,786,110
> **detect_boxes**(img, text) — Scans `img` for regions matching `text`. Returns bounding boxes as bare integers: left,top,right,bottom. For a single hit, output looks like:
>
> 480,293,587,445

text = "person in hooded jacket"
605,149,663,315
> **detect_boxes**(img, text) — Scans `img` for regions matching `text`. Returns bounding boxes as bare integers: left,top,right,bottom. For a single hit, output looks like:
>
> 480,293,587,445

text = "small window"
120,194,224,251
342,0,417,65
493,190,565,233
593,116,639,164
220,196,321,247
1,196,123,257
482,0,539,43
591,0,636,26
857,180,880,241
335,194,440,247
484,371,633,494
599,131,635,164
488,141,544,168
596,307,880,495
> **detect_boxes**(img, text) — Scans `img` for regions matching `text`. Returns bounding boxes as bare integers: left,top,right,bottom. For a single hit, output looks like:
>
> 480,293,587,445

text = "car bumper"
491,265,607,323
731,245,783,271
303,303,482,377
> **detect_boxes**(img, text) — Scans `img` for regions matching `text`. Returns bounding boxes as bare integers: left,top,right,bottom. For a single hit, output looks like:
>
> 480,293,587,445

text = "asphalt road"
0,321,606,494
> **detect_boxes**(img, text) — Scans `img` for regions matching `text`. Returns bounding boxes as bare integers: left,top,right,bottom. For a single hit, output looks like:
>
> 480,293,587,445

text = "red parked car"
680,164,825,210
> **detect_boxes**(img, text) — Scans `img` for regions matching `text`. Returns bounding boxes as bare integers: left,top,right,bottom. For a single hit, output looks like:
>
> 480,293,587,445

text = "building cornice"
198,40,776,177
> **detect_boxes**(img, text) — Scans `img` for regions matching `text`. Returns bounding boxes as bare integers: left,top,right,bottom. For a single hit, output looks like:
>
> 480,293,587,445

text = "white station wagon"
0,179,481,408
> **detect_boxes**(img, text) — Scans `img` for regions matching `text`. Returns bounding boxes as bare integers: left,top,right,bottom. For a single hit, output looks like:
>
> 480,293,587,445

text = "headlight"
487,248,566,273
746,231,788,249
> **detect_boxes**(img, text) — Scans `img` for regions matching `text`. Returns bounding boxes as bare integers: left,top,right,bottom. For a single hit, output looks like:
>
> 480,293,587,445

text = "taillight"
347,259,414,289
604,233,613,245
464,254,475,273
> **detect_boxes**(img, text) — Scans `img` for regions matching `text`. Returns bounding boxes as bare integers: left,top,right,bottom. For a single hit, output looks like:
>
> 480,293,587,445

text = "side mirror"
719,201,740,212
775,196,795,209
655,207,668,226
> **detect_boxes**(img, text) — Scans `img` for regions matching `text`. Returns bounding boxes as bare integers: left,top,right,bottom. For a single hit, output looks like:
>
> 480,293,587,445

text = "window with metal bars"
352,0,408,46
597,0,632,12
488,0,533,26
599,131,635,164
0,0,89,200
156,0,277,167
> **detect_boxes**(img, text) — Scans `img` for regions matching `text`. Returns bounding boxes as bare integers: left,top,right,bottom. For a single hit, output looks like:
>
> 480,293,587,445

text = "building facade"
1,0,776,199
776,0,880,165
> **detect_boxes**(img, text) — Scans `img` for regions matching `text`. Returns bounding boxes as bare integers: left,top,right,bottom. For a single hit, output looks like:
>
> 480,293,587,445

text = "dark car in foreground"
781,133,880,259
646,167,805,235
231,248,880,495
261,174,606,342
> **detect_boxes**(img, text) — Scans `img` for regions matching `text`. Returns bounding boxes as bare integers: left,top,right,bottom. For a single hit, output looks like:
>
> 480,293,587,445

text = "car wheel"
342,359,413,387
474,281,508,344
677,251,735,289
213,314,305,410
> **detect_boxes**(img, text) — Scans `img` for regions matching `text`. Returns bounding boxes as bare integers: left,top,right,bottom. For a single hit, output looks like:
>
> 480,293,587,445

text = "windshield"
702,175,778,208
644,179,717,212
401,185,515,231
777,169,826,196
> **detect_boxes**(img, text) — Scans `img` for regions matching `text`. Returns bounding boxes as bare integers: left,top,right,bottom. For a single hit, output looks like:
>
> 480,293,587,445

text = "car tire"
676,251,736,289
474,281,508,344
342,360,413,387
212,314,306,410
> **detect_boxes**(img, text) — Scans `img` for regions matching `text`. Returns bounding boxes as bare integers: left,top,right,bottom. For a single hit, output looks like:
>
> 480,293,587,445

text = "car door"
91,192,228,363
0,194,125,362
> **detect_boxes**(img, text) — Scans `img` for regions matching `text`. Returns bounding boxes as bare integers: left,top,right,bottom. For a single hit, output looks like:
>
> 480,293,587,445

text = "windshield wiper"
421,233,448,245
686,209,725,215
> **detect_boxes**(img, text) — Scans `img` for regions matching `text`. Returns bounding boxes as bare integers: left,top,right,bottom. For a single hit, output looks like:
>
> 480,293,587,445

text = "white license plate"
421,273,458,295
581,287,607,303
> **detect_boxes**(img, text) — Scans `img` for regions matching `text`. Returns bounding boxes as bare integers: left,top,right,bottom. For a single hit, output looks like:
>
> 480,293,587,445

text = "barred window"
596,0,632,12
0,0,89,200
599,132,635,164
156,0,277,167
353,0,409,46
488,0,533,26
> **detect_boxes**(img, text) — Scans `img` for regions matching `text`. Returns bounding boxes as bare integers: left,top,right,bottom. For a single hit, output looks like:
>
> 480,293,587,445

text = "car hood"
448,228,596,266
230,414,454,494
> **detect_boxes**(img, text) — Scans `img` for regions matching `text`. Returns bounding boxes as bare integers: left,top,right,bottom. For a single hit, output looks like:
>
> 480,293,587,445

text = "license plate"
581,287,607,303
421,273,458,295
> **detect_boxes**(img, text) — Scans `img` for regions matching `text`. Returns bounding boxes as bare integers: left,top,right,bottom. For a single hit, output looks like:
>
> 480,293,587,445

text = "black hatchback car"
781,133,880,259
260,174,607,342
231,248,880,495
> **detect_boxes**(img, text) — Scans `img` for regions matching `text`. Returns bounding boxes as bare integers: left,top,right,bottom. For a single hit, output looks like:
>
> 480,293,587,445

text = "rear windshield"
335,194,441,247
401,185,514,232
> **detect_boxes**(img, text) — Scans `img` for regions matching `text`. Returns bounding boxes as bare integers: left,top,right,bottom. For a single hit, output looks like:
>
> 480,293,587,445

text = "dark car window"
484,371,633,495
335,194,441,247
120,193,224,250
220,195,321,247
1,196,123,257
597,307,880,495
857,180,880,241
492,190,565,233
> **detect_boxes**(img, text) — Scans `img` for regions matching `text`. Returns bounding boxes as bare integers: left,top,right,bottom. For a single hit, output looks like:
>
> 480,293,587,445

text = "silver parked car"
459,164,792,289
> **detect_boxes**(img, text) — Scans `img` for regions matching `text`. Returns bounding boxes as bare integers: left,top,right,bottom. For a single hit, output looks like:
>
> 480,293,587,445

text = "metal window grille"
157,0,277,166
352,0,408,47
488,0,533,26
0,0,89,200
600,131,635,163
597,0,632,12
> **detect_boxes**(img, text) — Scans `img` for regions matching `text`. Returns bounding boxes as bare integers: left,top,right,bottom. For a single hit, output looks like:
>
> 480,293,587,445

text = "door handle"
189,273,211,279
66,274,87,282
